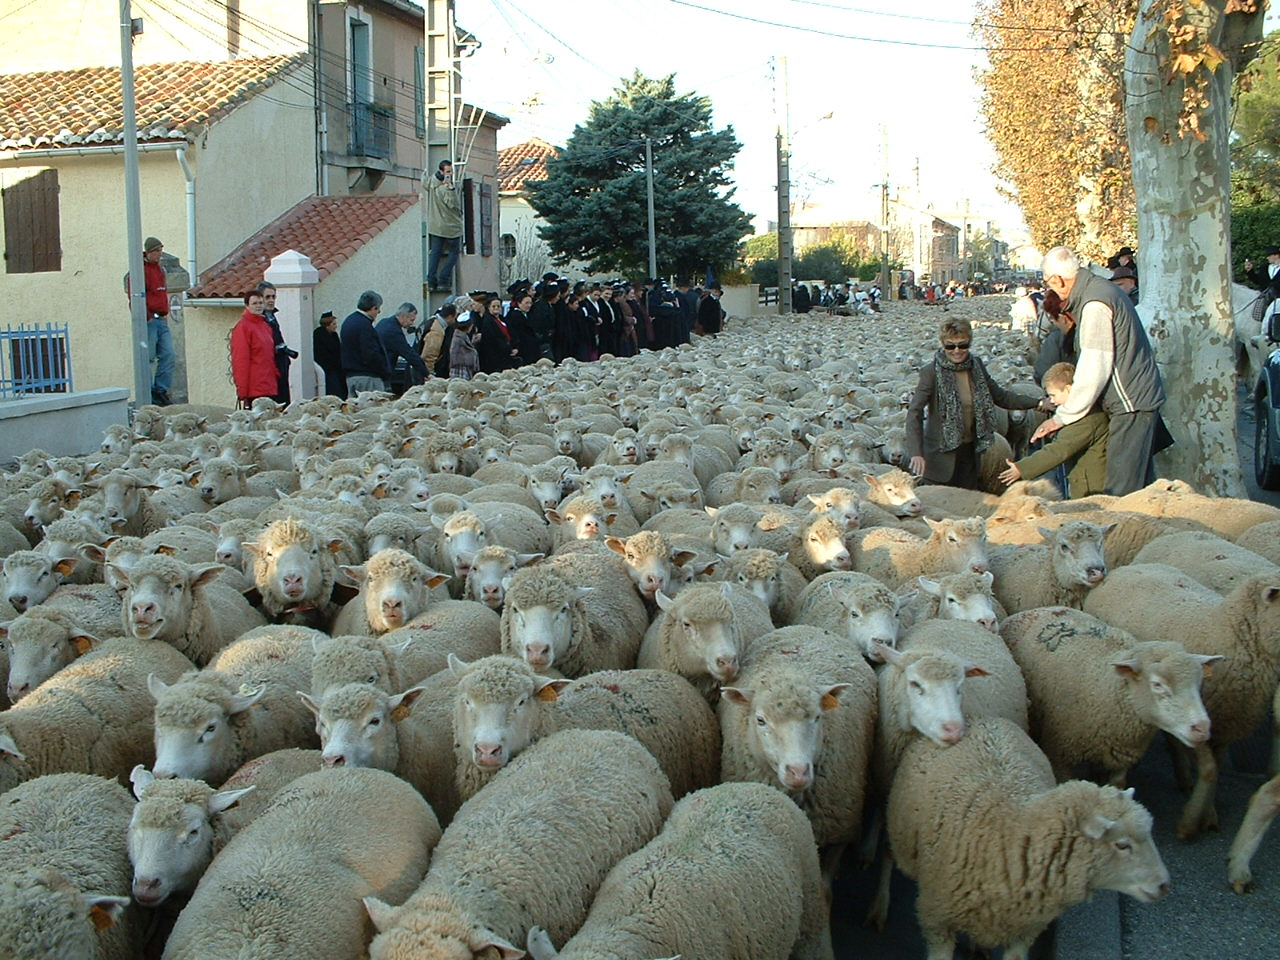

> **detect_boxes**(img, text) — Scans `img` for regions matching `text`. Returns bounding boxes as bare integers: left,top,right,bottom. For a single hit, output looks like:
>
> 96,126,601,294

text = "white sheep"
113,554,266,666
1234,519,1280,566
1085,565,1280,839
718,546,808,625
378,597,504,687
894,570,1005,633
330,548,451,635
147,626,317,783
986,520,1111,613
243,516,348,628
0,636,194,795
1,585,126,700
450,653,718,804
720,625,876,867
461,544,544,610
888,717,1169,960
162,767,440,960
851,516,990,589
0,773,139,960
365,729,673,960
501,550,648,677
525,782,833,960
1000,606,1215,785
792,570,900,658
1130,529,1278,595
787,514,854,581
545,493,638,549
604,529,701,601
430,501,552,590
2,549,81,611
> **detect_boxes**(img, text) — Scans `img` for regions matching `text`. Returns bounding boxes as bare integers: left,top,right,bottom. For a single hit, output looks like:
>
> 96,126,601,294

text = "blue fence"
0,322,72,397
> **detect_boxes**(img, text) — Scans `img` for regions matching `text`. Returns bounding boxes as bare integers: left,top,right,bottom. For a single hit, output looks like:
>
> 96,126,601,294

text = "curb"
1053,890,1122,960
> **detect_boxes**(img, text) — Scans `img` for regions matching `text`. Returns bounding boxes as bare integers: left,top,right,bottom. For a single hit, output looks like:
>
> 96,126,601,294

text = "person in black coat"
376,303,432,392
258,282,297,406
793,282,812,313
506,293,541,366
697,285,725,335
477,296,518,373
596,286,620,357
312,311,346,398
339,290,391,392
529,287,558,361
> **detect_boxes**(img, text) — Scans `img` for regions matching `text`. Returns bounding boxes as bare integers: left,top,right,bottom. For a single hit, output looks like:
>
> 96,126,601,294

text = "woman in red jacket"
230,291,278,407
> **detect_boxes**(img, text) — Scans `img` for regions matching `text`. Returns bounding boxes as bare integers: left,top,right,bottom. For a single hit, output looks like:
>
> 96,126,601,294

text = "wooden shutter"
463,178,476,256
3,168,61,274
413,45,426,139
479,182,493,258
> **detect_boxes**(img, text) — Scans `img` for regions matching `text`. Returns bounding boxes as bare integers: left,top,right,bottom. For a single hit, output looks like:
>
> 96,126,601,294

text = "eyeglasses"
943,341,971,351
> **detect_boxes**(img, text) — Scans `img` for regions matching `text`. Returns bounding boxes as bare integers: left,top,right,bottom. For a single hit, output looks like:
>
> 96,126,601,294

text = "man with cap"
1245,246,1280,291
1111,266,1139,306
1107,245,1137,274
125,236,177,405
426,160,464,291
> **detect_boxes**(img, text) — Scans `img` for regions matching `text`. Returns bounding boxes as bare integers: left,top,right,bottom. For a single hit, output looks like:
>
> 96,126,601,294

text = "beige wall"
183,304,240,407
0,0,311,71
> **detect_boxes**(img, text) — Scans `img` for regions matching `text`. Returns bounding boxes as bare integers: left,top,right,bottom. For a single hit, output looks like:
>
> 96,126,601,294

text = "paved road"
831,387,1280,959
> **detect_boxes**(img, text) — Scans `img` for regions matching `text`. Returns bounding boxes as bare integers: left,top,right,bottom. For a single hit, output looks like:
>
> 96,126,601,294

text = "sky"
460,0,1028,238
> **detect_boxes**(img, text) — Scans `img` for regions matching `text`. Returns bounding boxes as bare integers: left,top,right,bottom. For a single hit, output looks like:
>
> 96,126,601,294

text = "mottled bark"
1124,0,1263,496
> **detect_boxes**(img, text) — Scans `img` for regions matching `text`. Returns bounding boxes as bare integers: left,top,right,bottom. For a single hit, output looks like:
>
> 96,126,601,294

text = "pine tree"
526,71,753,278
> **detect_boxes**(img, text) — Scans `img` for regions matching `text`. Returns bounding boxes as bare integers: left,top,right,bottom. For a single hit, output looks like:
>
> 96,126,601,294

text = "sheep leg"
862,836,894,932
1107,767,1129,789
1227,774,1280,894
857,804,882,869
1002,936,1037,960
1178,741,1219,841
1165,732,1194,795
819,842,847,889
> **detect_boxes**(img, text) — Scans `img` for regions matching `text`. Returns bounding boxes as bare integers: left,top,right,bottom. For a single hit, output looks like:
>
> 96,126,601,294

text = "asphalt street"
829,386,1280,960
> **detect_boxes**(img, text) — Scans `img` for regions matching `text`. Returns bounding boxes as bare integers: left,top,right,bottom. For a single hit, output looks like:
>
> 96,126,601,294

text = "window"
413,45,425,139
499,233,516,259
3,168,61,274
350,18,372,105
463,178,476,256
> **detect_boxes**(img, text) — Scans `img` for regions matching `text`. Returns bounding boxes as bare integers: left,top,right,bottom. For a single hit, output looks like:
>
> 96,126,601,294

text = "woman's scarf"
934,349,998,454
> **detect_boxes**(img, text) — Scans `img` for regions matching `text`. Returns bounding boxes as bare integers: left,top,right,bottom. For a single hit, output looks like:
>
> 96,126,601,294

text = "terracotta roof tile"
497,137,557,193
0,55,305,150
189,193,417,299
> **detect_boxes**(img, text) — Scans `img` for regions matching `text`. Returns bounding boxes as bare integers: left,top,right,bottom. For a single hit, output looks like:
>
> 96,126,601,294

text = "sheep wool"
888,718,1169,960
162,768,439,960
367,729,673,960
529,782,834,960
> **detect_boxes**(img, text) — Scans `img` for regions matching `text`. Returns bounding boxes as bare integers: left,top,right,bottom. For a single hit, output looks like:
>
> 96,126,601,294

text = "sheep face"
926,517,990,576
452,660,556,769
800,518,852,572
657,591,742,684
90,471,146,528
608,432,640,464
148,675,263,782
366,904,524,960
549,498,615,542
1044,522,1110,588
305,684,420,770
527,476,567,513
465,548,541,610
580,471,628,509
727,551,784,613
432,512,488,581
710,509,761,554
1083,789,1170,903
616,399,641,428
1114,643,1216,748
246,520,341,611
429,448,463,475
723,674,850,792
118,559,223,642
195,459,246,504
918,572,1000,632
3,614,93,702
0,868,129,959
552,423,584,457
882,649,976,745
2,551,73,611
506,595,585,671
641,483,703,514
752,443,793,483
807,488,863,532
127,774,251,906
23,480,74,531
863,471,922,517
835,586,899,656
607,533,693,601
346,552,448,633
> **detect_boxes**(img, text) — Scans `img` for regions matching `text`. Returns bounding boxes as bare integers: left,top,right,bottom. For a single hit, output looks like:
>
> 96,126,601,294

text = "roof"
0,55,305,151
189,193,417,299
497,137,557,193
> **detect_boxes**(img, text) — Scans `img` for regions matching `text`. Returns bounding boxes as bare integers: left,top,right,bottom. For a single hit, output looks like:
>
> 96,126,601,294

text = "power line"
0,0,44,23
777,0,1119,35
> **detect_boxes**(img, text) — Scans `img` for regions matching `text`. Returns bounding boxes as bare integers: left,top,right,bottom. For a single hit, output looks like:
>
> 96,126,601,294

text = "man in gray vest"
1031,246,1165,495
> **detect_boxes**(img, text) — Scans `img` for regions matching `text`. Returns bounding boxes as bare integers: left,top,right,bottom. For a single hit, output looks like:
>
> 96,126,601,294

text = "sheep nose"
131,601,157,621
8,594,28,612
783,763,813,788
581,520,599,536
282,575,304,594
215,550,236,564
1086,566,1107,585
323,753,346,768
1154,881,1170,900
7,682,29,701
732,541,750,552
382,599,403,616
714,656,738,680
1188,721,1210,743
474,743,503,767
559,442,572,452
977,617,998,632
525,643,551,666
832,552,852,569
970,561,989,574
940,722,965,743
767,495,783,504
906,500,923,516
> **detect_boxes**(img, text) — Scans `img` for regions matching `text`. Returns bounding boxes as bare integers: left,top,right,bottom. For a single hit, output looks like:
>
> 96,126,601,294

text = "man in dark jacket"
793,282,812,313
698,284,725,335
377,302,431,394
257,282,297,406
312,311,346,398
340,290,391,394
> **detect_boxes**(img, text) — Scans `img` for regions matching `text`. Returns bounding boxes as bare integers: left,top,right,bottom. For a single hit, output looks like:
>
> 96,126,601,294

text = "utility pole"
644,136,657,281
774,56,792,315
878,125,889,302
119,0,150,406
423,0,457,303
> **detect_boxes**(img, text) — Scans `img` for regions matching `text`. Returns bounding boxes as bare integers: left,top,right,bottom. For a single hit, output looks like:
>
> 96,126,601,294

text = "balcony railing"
348,101,394,161
0,322,72,397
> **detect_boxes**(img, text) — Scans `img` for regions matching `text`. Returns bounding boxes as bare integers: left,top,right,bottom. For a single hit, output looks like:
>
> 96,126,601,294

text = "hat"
1116,246,1134,257
1266,246,1280,257
319,310,335,320
144,236,163,253
1111,266,1137,281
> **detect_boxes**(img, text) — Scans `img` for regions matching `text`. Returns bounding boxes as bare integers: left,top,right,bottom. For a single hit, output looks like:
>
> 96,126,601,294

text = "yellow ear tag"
88,904,116,930
390,704,412,723
536,685,559,703
820,692,841,711
73,636,94,656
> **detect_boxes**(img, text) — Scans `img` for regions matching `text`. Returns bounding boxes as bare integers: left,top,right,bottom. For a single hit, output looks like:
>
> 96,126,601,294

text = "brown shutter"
479,182,493,258
462,178,477,256
3,168,61,274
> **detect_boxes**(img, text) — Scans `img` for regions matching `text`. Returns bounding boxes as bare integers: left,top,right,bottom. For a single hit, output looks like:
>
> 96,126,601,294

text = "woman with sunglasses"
907,317,1042,489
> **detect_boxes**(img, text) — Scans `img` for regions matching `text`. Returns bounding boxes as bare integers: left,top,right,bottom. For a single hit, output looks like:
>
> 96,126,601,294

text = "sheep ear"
517,553,543,567
820,683,852,710
654,591,675,612
526,926,557,960
639,489,656,501
671,550,697,567
704,506,719,517
870,642,900,666
363,896,398,932
1036,525,1054,542
326,539,345,556
424,571,451,589
604,512,618,526
229,687,265,714
106,563,131,588
240,541,261,557
1194,654,1224,677
917,576,941,597
298,691,321,718
980,570,994,588
52,556,79,577
447,653,470,676
469,931,525,959
208,784,256,815
1111,656,1141,680
80,543,109,564
544,509,563,523
85,895,130,930
338,564,366,587
572,586,593,601
1081,813,1115,840
129,765,155,799
806,494,823,506
535,678,571,702
1265,586,1280,604
604,536,626,555
188,563,226,589
147,674,170,700
721,686,751,707
389,686,426,723
964,665,990,678
430,514,449,529
719,581,733,598
70,632,97,657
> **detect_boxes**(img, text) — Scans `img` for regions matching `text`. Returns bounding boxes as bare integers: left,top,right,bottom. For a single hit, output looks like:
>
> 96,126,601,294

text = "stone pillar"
264,249,320,403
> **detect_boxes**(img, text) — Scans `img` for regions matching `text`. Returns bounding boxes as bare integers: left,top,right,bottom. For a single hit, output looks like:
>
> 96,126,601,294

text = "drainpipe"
174,148,197,284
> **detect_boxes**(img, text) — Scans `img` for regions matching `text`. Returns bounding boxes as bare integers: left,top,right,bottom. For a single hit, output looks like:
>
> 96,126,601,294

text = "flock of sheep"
1,297,1279,960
